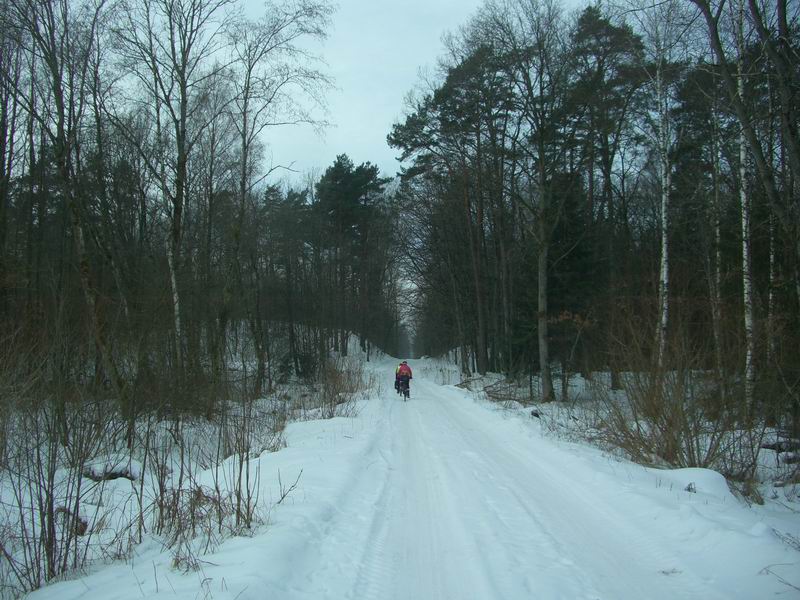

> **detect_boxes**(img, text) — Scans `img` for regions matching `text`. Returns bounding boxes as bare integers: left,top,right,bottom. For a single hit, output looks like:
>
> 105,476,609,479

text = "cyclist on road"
396,360,412,397
394,362,403,394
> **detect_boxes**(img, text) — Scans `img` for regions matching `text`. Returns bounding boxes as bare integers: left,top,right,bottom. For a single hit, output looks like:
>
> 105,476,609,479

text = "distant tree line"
0,0,402,420
390,0,799,426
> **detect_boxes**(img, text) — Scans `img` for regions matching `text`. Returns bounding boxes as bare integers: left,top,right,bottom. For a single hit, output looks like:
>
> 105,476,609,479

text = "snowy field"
16,356,800,599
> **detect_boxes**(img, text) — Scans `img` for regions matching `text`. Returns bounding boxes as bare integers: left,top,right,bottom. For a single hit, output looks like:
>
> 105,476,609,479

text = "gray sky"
259,0,485,182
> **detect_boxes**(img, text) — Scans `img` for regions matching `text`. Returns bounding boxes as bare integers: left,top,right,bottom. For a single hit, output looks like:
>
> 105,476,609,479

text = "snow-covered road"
279,376,734,600
27,359,800,600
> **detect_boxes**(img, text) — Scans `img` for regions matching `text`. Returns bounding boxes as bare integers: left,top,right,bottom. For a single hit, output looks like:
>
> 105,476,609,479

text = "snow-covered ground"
24,356,800,599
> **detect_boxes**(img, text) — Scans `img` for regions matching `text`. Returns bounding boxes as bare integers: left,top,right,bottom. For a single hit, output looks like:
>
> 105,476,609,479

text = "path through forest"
273,368,741,600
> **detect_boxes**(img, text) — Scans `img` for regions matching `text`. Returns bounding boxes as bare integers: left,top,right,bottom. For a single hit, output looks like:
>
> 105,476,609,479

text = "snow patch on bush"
82,455,142,482
647,467,733,501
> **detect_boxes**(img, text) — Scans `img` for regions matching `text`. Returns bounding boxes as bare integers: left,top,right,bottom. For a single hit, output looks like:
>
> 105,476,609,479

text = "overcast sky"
254,0,485,183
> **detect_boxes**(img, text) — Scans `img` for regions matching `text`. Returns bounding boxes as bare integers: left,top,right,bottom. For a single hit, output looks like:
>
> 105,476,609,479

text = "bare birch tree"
227,1,331,394
618,0,695,366
733,0,756,407
111,0,236,371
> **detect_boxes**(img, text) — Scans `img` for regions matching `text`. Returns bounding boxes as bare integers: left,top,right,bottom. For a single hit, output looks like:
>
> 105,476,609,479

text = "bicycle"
398,377,410,401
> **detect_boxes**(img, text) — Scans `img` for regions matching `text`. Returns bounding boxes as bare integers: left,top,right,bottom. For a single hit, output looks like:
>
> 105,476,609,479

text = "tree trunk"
286,259,300,375
166,237,183,370
739,93,756,411
656,72,671,368
707,120,726,398
537,230,554,403
0,56,19,317
463,179,488,374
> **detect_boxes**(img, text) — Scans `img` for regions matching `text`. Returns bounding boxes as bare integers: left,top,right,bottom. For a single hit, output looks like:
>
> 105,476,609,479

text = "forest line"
389,0,798,434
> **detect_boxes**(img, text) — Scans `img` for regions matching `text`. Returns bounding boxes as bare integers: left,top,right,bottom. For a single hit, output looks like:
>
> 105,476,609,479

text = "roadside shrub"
594,316,765,486
318,357,372,419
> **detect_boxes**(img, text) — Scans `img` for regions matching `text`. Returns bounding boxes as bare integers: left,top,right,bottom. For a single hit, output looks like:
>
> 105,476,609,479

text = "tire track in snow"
395,401,499,600
349,397,398,600
278,393,397,599
347,387,502,600
409,382,600,599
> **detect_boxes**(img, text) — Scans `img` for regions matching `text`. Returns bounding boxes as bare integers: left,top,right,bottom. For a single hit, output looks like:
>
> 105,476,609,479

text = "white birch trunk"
766,65,778,368
167,236,183,369
709,122,726,394
767,212,777,365
656,69,670,368
738,29,756,407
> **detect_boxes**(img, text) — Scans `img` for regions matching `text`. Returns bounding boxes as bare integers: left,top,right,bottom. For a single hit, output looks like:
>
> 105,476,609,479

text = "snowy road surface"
28,359,800,600
275,377,733,600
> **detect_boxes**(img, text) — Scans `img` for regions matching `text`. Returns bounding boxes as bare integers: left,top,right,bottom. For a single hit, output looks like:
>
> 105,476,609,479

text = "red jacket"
397,363,412,378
